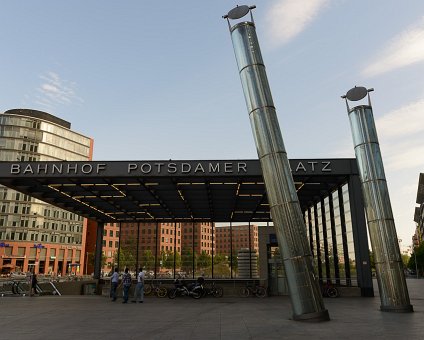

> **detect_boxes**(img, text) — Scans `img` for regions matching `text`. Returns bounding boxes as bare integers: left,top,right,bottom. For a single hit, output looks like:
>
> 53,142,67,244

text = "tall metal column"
223,5,328,321
117,222,121,271
342,86,412,312
348,175,374,297
93,221,104,279
136,222,140,273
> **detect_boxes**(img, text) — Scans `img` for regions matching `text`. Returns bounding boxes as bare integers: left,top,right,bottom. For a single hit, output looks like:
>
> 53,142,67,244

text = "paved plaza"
0,279,422,340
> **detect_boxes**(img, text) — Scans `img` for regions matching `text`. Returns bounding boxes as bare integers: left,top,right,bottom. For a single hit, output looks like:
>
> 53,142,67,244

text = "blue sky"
1,1,423,249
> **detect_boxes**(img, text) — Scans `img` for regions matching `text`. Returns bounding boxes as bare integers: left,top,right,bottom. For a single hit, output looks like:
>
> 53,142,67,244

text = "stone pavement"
0,279,422,340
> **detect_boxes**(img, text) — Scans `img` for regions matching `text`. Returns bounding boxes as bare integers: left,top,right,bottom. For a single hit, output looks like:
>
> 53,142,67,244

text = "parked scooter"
168,277,204,299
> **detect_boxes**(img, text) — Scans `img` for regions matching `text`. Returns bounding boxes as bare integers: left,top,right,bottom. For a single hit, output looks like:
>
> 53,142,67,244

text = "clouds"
33,72,83,111
362,18,424,77
377,99,424,171
265,0,330,47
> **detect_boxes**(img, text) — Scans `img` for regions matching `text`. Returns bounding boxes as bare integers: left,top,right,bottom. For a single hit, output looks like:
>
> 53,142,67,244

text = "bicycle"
202,281,224,298
144,281,167,298
321,281,339,298
239,282,267,298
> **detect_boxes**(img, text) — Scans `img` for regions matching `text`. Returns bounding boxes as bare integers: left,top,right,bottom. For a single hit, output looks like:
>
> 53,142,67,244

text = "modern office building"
0,109,93,275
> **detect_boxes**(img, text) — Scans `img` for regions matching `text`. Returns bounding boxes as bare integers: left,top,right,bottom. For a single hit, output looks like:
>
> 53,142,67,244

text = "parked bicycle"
321,281,339,298
168,278,203,299
144,281,167,298
202,281,224,298
239,282,267,298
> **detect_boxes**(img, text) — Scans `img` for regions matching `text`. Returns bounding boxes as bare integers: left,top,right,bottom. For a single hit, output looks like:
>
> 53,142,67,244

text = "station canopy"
0,159,358,223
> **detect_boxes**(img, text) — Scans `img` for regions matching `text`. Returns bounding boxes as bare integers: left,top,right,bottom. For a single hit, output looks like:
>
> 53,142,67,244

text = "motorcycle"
168,278,204,299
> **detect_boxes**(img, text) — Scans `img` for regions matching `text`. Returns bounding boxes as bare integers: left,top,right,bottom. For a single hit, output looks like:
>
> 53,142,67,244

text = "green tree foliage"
114,236,137,270
161,250,180,269
213,253,226,265
181,247,196,273
408,243,424,276
197,250,211,270
141,249,155,271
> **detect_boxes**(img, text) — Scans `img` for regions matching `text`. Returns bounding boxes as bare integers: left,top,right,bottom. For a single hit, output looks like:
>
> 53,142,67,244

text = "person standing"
132,267,145,303
121,268,132,304
110,268,119,302
31,273,38,296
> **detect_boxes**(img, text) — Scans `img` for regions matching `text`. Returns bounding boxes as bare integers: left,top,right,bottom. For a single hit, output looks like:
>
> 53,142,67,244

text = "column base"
292,309,330,322
380,304,414,313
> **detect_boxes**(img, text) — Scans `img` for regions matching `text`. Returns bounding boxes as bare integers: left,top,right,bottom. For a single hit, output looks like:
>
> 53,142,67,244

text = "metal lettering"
224,163,233,173
194,163,205,173
181,163,191,173
295,162,307,172
67,164,78,174
81,164,93,174
209,163,220,173
37,164,48,174
23,164,34,174
321,161,331,172
96,164,106,173
308,161,317,172
140,163,152,174
155,163,164,173
128,163,137,173
52,164,63,174
168,163,177,174
11,164,20,174
238,162,247,173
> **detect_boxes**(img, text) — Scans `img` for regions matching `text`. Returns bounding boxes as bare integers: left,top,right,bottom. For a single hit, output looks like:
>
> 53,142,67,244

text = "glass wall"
115,222,260,280
303,183,357,286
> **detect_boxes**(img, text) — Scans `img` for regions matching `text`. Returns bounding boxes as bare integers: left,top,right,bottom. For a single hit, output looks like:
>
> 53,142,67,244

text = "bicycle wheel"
168,288,177,299
157,286,168,298
212,286,224,298
144,284,153,296
191,288,202,299
239,287,250,297
255,286,267,298
327,287,338,298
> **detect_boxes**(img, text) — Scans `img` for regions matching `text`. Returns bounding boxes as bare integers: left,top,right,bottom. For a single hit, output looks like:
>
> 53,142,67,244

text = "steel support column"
136,222,140,273
328,193,340,285
343,87,412,311
348,175,374,297
117,222,121,271
93,221,104,279
224,5,328,321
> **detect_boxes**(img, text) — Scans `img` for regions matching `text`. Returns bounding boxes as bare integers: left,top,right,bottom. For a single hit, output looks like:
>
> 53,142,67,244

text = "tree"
181,247,196,273
140,249,155,271
162,250,174,269
213,253,226,265
114,236,137,270
197,250,211,270
408,243,424,276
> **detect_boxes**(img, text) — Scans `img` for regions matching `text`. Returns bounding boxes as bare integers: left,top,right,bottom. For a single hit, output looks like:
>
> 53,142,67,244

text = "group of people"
110,267,145,304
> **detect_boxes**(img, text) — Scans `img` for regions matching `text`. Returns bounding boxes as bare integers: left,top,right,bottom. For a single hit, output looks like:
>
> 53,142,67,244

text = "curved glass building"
0,109,93,276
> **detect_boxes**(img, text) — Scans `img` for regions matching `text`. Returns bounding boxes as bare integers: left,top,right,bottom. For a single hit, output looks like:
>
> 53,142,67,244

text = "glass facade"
303,183,357,286
113,222,259,279
0,110,92,275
